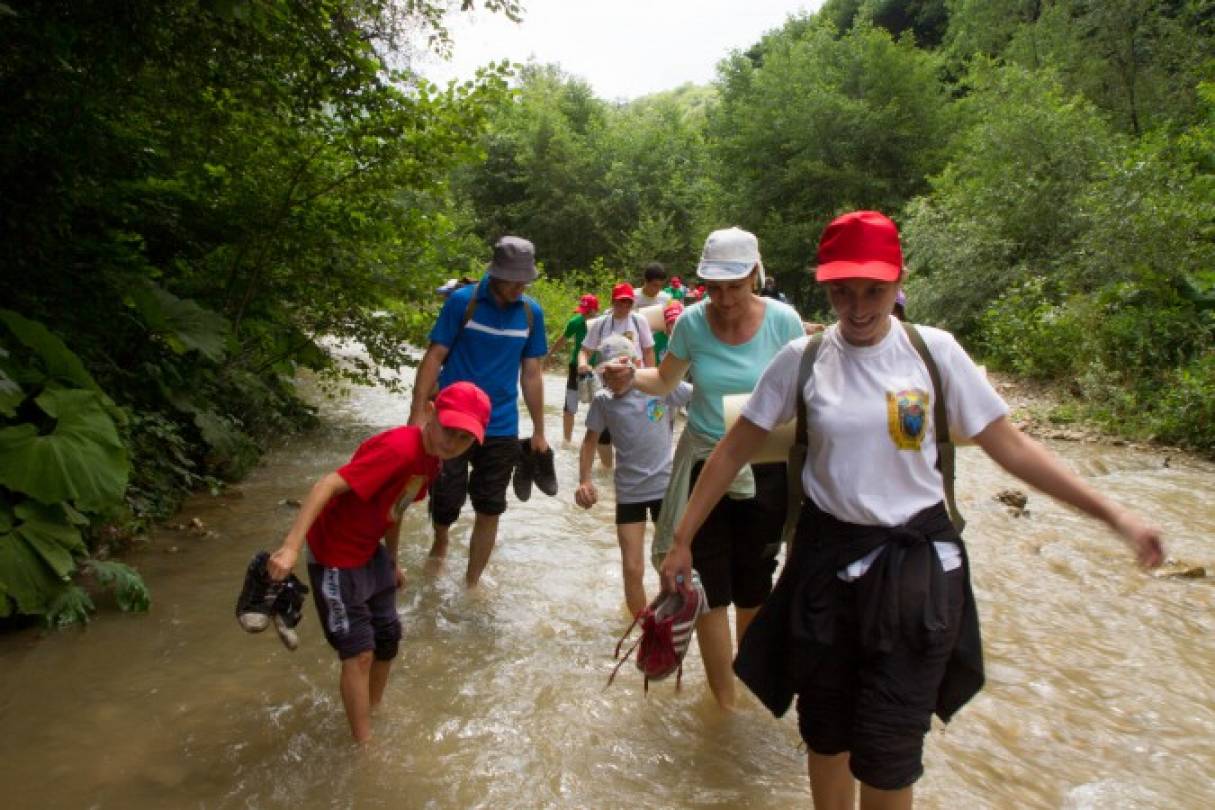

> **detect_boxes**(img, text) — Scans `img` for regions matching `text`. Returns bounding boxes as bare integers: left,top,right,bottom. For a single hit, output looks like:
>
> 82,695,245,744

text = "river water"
1,370,1212,809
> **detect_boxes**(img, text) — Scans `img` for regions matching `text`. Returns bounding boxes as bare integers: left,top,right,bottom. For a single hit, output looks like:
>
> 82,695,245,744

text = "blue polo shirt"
431,276,547,437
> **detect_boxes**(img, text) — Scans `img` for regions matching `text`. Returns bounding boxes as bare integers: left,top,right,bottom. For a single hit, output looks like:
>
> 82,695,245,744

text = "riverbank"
991,371,1188,456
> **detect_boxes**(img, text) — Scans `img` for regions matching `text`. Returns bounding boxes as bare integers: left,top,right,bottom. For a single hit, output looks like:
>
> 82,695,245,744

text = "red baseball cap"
574,293,600,314
611,282,635,302
816,211,903,283
662,300,684,327
433,381,491,444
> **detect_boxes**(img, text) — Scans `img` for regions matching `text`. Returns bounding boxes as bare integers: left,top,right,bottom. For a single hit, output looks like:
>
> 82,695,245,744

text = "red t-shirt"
307,426,439,568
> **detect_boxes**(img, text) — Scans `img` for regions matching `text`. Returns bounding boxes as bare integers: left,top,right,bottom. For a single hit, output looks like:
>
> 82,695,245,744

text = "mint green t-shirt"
667,297,805,440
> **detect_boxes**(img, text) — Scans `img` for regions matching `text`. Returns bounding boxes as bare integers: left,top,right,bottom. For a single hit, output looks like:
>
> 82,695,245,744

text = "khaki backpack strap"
900,321,965,533
782,335,823,546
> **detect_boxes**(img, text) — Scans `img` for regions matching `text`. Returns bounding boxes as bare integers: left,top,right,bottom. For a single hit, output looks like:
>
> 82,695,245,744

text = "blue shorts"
307,545,401,661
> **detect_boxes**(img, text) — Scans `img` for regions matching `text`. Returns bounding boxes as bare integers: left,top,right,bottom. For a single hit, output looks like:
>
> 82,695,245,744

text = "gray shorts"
307,545,401,660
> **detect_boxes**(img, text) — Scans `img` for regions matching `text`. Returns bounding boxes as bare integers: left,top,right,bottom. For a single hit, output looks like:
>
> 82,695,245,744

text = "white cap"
598,334,636,364
696,227,765,282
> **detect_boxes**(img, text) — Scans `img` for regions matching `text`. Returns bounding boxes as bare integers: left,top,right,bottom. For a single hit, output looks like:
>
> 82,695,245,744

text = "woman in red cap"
661,211,1165,809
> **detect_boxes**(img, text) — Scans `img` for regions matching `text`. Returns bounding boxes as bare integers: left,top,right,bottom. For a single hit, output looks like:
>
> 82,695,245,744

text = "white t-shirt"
582,311,655,362
742,319,1007,573
634,287,672,309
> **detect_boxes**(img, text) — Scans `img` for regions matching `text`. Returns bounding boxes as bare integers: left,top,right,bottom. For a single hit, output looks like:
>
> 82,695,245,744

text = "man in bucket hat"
408,236,550,588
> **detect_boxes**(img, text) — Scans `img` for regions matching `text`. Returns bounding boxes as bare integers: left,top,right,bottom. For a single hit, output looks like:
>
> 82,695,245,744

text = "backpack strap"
782,335,823,546
899,321,966,533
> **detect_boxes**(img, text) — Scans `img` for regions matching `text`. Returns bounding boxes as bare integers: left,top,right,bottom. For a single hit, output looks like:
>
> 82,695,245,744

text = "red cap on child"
433,382,491,444
611,282,635,301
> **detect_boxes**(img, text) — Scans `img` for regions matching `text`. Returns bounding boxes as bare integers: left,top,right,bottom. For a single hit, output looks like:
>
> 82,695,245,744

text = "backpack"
781,320,964,546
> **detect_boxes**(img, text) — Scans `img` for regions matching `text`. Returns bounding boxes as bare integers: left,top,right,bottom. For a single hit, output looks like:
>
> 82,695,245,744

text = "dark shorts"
598,428,612,446
615,498,662,526
689,460,786,610
566,364,579,391
795,564,966,790
429,435,520,525
307,545,401,661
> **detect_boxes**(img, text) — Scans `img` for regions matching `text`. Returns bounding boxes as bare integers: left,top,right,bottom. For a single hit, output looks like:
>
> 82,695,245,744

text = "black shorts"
598,428,612,445
429,435,520,525
615,498,662,525
307,545,401,661
566,364,579,391
689,461,786,610
795,564,966,790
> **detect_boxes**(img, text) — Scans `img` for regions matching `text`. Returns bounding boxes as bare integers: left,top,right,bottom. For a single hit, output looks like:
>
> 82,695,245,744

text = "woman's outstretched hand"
1112,510,1165,569
600,358,634,394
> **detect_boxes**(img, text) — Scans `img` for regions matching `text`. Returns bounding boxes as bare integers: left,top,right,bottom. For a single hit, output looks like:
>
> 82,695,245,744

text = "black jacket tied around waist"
734,500,985,723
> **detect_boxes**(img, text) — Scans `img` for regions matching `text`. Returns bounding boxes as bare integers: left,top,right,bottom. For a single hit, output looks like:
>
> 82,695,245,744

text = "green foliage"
0,312,145,623
903,63,1117,334
711,16,953,311
0,0,515,624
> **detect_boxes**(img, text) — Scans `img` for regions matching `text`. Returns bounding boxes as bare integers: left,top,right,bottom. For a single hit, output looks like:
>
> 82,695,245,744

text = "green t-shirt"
563,313,588,367
667,298,805,439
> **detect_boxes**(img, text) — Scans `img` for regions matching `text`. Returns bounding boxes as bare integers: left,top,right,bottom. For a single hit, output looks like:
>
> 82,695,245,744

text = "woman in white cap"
661,211,1164,809
602,226,804,709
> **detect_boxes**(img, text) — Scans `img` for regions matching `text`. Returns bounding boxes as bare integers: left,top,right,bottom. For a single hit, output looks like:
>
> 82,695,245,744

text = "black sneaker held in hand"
512,438,534,502
532,444,558,497
235,550,309,650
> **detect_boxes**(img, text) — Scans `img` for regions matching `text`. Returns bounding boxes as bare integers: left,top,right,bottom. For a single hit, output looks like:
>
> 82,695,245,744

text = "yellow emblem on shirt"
886,388,930,451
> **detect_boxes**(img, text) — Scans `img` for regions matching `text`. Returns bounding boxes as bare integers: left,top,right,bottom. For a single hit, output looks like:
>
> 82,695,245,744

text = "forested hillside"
2,1,1211,624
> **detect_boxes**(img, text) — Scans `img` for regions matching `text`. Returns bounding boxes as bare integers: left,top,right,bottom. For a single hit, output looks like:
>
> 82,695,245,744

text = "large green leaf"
0,388,129,510
0,520,64,617
0,309,99,392
127,283,230,362
0,366,21,417
14,501,86,579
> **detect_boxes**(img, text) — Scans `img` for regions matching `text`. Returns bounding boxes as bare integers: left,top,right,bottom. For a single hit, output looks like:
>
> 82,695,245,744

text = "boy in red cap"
267,381,491,743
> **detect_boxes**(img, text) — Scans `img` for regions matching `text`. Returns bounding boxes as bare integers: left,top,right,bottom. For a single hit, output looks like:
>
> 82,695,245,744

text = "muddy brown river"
1,370,1211,809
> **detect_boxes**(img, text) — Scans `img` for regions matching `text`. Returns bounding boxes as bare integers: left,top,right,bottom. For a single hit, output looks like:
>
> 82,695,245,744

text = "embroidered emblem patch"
646,397,666,423
886,388,930,450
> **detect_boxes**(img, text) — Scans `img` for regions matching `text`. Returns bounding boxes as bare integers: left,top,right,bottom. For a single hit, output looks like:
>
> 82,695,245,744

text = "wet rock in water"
995,488,1029,516
278,498,302,508
188,517,207,533
1152,560,1206,580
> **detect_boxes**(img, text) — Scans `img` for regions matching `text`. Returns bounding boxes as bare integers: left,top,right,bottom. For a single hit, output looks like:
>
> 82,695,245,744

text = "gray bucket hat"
486,235,538,283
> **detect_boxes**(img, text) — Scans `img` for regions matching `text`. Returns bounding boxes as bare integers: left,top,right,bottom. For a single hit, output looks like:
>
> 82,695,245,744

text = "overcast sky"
417,0,824,101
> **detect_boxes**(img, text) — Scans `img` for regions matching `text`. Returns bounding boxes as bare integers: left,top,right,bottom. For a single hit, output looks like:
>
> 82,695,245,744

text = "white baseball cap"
696,227,765,281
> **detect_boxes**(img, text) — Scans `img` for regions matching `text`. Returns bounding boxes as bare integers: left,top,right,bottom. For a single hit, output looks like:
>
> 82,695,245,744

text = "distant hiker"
668,210,1164,809
548,293,600,443
601,226,804,710
759,276,787,303
268,382,491,742
578,282,657,372
635,262,674,363
575,335,691,617
893,288,907,320
408,236,550,588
